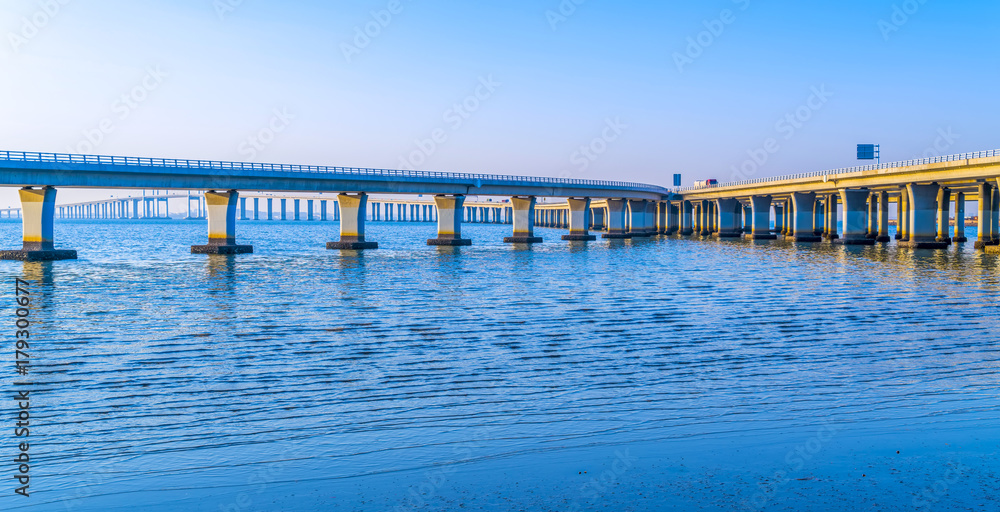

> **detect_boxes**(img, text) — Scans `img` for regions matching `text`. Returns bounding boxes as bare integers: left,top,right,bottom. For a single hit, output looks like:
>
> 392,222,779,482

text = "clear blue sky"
1,0,998,206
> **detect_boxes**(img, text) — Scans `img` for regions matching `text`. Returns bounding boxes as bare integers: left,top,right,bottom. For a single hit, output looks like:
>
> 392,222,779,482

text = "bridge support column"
656,202,668,234
691,203,700,235
866,193,877,239
898,187,910,241
267,198,273,220
748,195,776,240
428,195,471,246
774,203,784,235
876,191,891,242
679,201,694,236
835,188,875,245
975,182,993,248
563,198,596,241
328,193,378,250
715,198,741,237
900,183,947,249
699,200,711,236
603,198,631,238
308,200,315,221
504,196,542,243
992,186,1000,244
240,198,248,220
0,187,77,261
628,200,648,237
734,202,745,233
645,201,657,236
824,194,839,239
790,192,820,242
953,192,967,242
975,182,993,249
813,200,824,236
936,188,952,243
666,203,679,235
780,200,791,236
191,190,253,254
254,198,260,220
592,207,606,231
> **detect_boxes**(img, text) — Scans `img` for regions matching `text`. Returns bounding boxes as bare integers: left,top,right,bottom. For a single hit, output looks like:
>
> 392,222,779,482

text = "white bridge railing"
0,150,670,195
677,148,1000,193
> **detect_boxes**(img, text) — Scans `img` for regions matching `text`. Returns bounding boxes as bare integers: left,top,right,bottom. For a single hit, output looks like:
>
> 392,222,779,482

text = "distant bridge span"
0,150,670,259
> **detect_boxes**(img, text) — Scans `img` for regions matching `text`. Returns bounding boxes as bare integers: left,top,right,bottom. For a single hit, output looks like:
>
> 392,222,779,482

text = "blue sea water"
0,219,998,511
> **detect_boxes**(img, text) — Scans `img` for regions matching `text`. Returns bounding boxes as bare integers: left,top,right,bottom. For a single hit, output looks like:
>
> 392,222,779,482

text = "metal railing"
677,148,1000,193
0,150,670,195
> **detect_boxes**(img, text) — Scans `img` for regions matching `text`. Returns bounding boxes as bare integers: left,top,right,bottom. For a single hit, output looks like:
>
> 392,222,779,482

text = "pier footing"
602,233,632,239
974,241,996,249
986,245,1000,255
328,241,379,250
833,238,876,246
562,234,597,241
716,232,742,238
428,238,472,246
504,236,543,244
875,236,891,243
790,235,822,242
747,234,777,240
191,244,253,255
899,241,949,249
0,249,77,261
953,236,968,243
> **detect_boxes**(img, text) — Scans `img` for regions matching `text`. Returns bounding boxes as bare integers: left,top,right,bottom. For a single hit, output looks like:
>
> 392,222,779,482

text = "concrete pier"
504,196,543,243
824,193,839,240
899,183,947,249
644,201,657,236
328,193,379,250
813,200,824,236
192,190,253,254
0,187,77,261
790,192,821,242
749,195,777,240
773,203,784,235
898,187,910,241
936,188,952,244
628,199,649,237
592,207,606,231
603,198,631,239
563,198,596,241
835,188,875,245
866,193,877,239
656,202,668,235
954,192,967,242
666,203,679,234
992,186,1000,244
699,200,711,236
876,191,891,242
715,198,741,238
428,195,471,246
975,182,993,249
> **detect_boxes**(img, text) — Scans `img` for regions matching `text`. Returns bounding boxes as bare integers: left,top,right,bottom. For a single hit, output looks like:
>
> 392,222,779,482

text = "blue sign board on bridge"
857,144,880,161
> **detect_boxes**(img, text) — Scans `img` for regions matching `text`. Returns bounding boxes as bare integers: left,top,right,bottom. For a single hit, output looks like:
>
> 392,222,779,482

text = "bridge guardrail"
0,150,670,195
677,148,1000,192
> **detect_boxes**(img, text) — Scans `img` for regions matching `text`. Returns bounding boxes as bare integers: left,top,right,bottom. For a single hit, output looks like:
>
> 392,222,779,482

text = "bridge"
672,149,1000,251
0,150,671,260
3,148,1000,261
